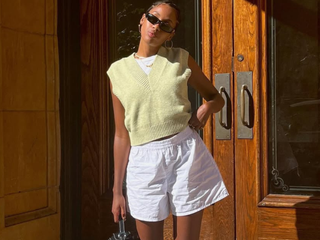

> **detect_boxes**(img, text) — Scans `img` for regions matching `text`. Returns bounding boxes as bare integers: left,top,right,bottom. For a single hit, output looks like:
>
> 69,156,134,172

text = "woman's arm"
187,55,225,130
110,82,131,222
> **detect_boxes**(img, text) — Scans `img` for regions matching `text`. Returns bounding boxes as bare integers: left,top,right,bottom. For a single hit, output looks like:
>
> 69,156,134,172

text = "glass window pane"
268,0,320,195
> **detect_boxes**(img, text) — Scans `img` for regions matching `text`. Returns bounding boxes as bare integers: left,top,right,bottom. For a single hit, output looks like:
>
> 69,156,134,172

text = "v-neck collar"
126,46,168,90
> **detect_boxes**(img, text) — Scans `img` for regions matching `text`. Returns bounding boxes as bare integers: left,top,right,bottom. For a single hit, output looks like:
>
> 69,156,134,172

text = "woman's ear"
140,13,146,25
167,30,176,41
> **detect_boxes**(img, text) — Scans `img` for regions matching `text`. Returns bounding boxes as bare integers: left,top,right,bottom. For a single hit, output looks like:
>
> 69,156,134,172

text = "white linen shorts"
126,126,229,222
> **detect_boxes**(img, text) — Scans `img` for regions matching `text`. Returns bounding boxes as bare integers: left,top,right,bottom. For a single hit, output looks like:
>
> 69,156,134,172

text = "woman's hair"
146,1,181,27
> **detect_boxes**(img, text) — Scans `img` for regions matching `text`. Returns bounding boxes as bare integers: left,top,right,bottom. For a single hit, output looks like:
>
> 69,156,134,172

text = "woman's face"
139,4,178,48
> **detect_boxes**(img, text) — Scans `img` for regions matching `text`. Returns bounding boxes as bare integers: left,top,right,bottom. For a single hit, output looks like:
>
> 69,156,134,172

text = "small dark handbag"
108,216,140,240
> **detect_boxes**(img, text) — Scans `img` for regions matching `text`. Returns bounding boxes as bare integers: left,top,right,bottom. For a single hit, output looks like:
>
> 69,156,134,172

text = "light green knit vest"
107,46,192,146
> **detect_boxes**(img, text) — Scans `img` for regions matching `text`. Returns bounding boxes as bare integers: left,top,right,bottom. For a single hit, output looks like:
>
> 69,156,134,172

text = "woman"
107,1,228,239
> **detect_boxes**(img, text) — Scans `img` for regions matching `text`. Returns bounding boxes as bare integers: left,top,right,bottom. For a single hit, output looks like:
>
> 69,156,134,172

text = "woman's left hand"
188,103,211,131
187,55,225,127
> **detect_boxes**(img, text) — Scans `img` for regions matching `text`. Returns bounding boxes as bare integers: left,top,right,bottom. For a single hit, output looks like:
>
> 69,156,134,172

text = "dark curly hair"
146,1,181,28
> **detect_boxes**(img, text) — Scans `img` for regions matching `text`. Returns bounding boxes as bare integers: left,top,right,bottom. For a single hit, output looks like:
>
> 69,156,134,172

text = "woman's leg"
135,219,164,240
173,210,204,240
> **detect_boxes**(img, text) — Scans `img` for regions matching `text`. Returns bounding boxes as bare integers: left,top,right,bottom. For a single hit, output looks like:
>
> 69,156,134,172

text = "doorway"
78,0,320,239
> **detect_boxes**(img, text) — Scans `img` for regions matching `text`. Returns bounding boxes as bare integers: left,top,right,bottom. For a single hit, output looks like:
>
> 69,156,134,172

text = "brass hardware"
237,54,244,62
237,72,252,139
219,86,227,128
215,73,231,140
241,84,249,126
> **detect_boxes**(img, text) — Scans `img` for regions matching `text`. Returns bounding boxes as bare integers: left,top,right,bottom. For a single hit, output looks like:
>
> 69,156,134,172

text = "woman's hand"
188,103,211,131
112,193,127,223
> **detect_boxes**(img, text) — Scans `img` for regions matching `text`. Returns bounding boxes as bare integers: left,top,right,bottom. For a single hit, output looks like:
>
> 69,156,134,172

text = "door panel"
234,0,260,239
0,0,61,239
203,0,235,239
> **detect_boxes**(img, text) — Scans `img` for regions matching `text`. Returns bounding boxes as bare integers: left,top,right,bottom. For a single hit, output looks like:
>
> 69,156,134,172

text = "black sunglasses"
145,13,175,33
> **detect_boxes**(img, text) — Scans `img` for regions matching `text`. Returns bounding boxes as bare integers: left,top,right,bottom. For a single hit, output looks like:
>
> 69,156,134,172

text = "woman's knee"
173,210,204,240
135,219,164,240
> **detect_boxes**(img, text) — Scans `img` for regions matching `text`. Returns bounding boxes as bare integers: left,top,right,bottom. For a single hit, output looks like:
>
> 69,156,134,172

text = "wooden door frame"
58,0,82,239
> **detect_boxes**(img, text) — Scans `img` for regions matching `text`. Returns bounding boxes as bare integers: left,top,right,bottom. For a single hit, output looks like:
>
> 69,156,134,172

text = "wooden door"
0,0,61,239
206,0,320,239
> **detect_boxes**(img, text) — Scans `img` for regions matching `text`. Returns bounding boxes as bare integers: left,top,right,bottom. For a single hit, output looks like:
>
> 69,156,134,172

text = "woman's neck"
136,42,161,57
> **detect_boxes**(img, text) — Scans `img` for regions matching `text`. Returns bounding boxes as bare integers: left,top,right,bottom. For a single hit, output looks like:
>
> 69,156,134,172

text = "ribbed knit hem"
129,121,189,146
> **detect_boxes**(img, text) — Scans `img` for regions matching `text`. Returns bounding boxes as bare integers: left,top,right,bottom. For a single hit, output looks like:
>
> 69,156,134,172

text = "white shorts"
126,126,229,222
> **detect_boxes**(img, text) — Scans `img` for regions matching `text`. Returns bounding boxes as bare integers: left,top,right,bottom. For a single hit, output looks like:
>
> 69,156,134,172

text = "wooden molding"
202,0,213,154
5,208,57,227
260,0,269,201
98,0,113,196
259,194,320,209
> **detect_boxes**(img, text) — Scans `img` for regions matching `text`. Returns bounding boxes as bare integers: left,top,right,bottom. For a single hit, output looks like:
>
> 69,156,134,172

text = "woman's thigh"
173,210,204,240
135,219,164,240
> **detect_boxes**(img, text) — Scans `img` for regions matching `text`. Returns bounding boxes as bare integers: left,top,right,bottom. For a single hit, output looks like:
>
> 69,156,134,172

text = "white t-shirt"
135,55,156,75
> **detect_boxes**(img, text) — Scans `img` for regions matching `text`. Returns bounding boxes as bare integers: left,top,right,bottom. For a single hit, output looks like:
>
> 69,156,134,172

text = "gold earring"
165,40,173,49
138,24,141,33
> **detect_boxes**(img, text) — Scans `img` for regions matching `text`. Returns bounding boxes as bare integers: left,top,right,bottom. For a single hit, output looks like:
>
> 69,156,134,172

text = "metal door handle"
237,72,252,138
219,86,227,128
241,84,249,126
215,73,231,140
